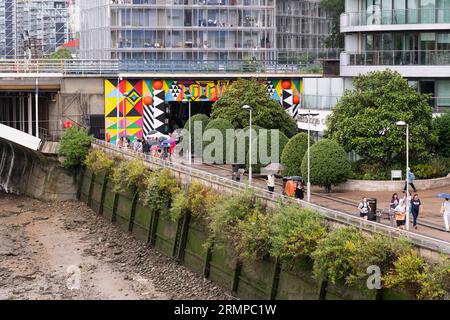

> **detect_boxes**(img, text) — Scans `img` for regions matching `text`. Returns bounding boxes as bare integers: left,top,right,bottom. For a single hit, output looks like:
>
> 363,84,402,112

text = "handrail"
92,138,450,255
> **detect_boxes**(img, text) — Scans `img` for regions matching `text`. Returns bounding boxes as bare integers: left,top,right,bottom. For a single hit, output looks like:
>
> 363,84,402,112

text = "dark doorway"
419,80,435,106
166,101,213,132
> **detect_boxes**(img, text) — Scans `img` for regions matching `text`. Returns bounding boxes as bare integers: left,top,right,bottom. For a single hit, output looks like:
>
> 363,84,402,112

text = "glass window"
437,80,450,106
420,0,436,23
437,0,450,22
394,0,406,23
407,0,419,23
382,0,393,24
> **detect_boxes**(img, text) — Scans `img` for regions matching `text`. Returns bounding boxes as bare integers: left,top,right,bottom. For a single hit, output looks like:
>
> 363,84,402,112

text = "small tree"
211,79,297,137
202,118,235,164
281,132,314,176
326,70,436,166
50,48,72,59
301,139,351,192
58,126,93,169
433,112,450,157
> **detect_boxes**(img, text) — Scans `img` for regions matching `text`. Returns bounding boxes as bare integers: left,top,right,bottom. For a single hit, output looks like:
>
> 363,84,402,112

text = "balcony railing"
347,50,450,66
341,8,450,27
119,59,318,73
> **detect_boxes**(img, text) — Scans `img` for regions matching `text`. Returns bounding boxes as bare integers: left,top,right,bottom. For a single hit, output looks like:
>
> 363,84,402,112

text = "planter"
154,209,179,257
79,169,93,203
276,257,321,300
115,189,137,232
131,201,153,243
183,219,208,275
102,180,116,221
236,256,276,300
208,244,236,291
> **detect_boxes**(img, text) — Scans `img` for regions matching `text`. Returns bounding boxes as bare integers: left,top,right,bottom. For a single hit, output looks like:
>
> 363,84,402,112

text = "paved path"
190,162,450,243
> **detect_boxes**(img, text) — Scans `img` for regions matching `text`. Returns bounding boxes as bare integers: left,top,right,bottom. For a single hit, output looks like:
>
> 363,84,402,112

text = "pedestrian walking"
267,173,275,194
389,193,400,225
394,198,407,229
358,197,371,220
410,193,421,229
295,179,304,200
441,197,450,232
403,167,417,192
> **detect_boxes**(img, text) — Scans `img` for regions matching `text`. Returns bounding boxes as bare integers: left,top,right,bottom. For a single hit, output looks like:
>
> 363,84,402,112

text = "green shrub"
207,189,267,259
83,149,114,174
413,164,435,179
347,235,412,287
111,159,149,192
312,226,363,284
269,205,326,262
236,209,271,261
383,250,428,296
202,118,235,164
301,139,351,192
302,64,323,74
232,125,262,164
58,126,93,169
184,114,210,156
246,129,289,173
169,181,217,222
281,132,313,177
433,112,450,157
417,255,450,300
142,169,180,213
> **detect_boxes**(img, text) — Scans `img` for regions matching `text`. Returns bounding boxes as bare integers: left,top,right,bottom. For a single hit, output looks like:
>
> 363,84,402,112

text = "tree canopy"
320,0,345,48
50,48,72,59
211,79,297,138
432,112,450,157
325,70,436,165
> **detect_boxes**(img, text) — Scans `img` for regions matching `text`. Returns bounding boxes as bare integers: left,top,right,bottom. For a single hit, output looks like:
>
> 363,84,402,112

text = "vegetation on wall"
80,148,449,299
58,126,93,169
84,149,115,175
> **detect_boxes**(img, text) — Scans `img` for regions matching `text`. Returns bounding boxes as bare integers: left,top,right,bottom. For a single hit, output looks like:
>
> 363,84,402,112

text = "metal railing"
0,59,119,76
119,59,315,73
342,8,450,27
92,138,450,255
347,50,450,66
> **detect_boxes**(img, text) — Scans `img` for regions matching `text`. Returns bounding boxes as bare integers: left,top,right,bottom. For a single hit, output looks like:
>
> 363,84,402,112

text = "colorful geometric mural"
104,79,302,143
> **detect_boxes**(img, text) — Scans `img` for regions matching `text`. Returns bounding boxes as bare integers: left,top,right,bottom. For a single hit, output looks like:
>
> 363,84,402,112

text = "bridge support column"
12,98,17,129
19,94,24,132
35,79,39,138
28,93,33,135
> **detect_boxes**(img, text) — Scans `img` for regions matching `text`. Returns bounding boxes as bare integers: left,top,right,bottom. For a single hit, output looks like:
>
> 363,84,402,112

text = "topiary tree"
246,129,289,173
326,70,436,166
58,126,93,169
281,132,314,177
183,113,210,157
202,118,235,164
300,139,351,192
50,47,73,59
433,112,450,157
211,79,297,137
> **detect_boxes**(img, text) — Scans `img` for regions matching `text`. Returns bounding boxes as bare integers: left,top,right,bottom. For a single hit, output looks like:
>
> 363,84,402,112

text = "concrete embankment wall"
79,168,417,300
0,140,78,201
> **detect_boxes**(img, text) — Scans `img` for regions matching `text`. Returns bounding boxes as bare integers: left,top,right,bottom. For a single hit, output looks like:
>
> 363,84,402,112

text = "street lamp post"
116,76,122,144
182,97,193,166
242,105,252,185
396,120,410,231
298,110,319,202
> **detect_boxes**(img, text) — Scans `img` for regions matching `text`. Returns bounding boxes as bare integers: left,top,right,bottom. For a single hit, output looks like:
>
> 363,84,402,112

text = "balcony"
341,8,450,32
340,50,450,77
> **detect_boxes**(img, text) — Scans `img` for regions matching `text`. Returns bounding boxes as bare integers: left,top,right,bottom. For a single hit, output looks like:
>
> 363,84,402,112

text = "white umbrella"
262,163,285,174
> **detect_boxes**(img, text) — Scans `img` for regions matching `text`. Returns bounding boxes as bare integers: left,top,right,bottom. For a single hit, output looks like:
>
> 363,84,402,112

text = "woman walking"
441,197,450,232
358,197,371,220
394,197,407,229
410,193,421,230
295,179,304,200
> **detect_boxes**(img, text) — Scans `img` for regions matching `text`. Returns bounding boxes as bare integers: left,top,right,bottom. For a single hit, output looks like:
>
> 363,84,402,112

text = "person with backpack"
394,197,407,229
403,168,417,192
358,197,371,220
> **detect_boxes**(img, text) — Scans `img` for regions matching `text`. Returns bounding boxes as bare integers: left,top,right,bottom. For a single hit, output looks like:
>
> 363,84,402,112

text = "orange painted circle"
281,80,291,90
293,95,300,105
153,80,163,90
143,96,153,106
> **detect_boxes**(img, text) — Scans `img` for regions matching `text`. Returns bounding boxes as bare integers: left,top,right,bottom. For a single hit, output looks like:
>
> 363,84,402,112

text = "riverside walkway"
93,139,450,255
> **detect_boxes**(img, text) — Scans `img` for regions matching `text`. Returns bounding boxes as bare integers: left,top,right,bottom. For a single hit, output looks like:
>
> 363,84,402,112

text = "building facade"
0,0,70,59
79,0,332,63
340,0,450,110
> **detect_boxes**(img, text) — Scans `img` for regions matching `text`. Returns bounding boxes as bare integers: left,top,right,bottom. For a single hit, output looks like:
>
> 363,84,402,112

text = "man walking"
403,167,417,192
410,193,421,230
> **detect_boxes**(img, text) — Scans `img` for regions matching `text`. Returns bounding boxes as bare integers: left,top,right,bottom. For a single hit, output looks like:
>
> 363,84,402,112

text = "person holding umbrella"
438,193,450,232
